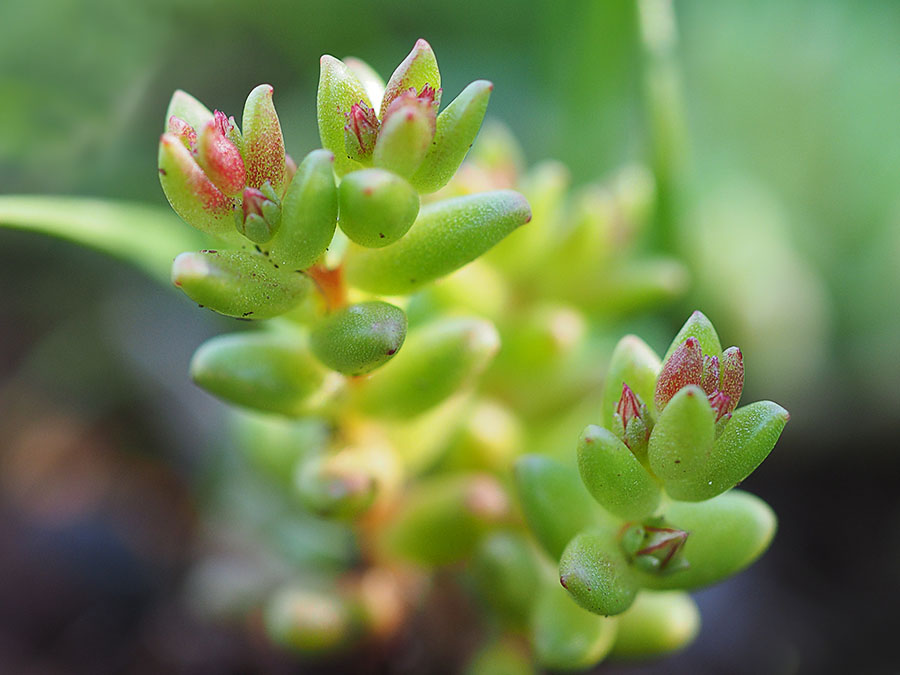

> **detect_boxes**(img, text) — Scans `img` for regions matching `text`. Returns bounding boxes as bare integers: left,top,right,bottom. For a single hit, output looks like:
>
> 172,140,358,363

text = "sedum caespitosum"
155,36,770,674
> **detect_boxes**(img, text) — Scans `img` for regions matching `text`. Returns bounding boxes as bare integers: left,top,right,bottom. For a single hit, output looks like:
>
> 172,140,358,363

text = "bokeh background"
1,0,898,673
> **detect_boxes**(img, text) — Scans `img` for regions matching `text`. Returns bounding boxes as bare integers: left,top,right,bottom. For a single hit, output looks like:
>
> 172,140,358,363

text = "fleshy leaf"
559,531,640,616
164,89,213,132
648,385,715,483
196,112,246,197
719,346,744,412
309,301,407,375
514,455,615,560
609,592,700,659
171,249,312,319
317,55,371,177
379,475,509,566
409,80,493,194
577,425,660,520
158,133,236,239
344,56,386,112
532,582,618,671
354,317,499,418
471,532,546,629
338,168,420,247
665,401,789,501
380,38,441,119
600,335,662,427
189,331,330,416
373,95,435,178
634,491,777,590
344,189,530,295
266,149,338,269
241,84,286,194
294,449,378,518
661,310,722,364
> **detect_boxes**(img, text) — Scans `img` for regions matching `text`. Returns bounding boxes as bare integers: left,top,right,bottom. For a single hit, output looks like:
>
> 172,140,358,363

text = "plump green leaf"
164,89,213,132
380,474,509,566
600,335,661,428
662,310,722,363
265,149,338,269
577,425,660,520
471,531,547,629
635,490,776,590
609,591,700,659
373,101,434,178
189,331,333,416
354,317,499,418
310,301,407,375
409,80,492,193
648,385,715,483
514,455,615,561
344,190,531,295
338,168,420,247
664,400,789,501
171,249,313,319
532,581,618,671
294,451,377,519
317,55,371,177
559,530,640,616
380,38,441,119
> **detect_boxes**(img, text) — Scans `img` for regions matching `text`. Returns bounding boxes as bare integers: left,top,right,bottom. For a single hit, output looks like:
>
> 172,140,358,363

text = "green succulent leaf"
317,55,371,177
373,100,434,178
664,400,789,501
471,531,547,629
514,455,616,561
380,475,509,566
294,451,377,519
600,335,661,428
338,168,420,247
648,385,715,484
609,591,700,659
531,582,618,671
559,530,640,616
189,331,333,416
662,310,723,363
310,301,407,376
380,38,441,119
344,190,531,295
354,317,499,418
164,89,213,132
577,425,661,520
264,149,338,270
171,249,313,319
409,80,493,194
635,490,777,590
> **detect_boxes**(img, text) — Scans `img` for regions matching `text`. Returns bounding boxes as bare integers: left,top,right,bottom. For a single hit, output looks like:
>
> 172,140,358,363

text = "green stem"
638,0,689,254
0,195,206,284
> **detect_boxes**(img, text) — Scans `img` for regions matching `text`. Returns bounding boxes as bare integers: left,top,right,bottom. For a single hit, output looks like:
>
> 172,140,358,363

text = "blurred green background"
1,0,898,672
